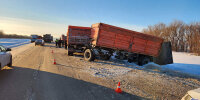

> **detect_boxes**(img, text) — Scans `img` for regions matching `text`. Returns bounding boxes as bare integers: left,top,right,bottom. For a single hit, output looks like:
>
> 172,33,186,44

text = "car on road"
0,45,12,69
35,39,45,46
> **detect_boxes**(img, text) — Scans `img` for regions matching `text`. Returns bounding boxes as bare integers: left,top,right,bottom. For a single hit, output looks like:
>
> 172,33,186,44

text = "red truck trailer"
83,23,164,65
66,25,91,55
66,23,164,65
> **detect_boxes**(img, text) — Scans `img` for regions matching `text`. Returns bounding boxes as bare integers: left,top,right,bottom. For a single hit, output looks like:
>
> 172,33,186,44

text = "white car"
0,45,12,69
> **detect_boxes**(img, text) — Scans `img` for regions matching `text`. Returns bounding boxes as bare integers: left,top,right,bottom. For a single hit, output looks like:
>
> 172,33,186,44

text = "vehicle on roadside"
31,35,38,43
43,34,53,43
0,45,12,69
181,88,200,100
35,39,45,46
66,23,164,65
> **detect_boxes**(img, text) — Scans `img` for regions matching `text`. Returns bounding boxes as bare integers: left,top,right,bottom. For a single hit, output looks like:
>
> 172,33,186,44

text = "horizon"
0,0,200,38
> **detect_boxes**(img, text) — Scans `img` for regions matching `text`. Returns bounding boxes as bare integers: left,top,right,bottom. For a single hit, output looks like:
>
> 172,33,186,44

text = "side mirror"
6,48,11,51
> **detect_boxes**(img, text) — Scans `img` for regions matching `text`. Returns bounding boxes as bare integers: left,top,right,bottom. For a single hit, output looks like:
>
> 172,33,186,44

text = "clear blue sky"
0,0,200,37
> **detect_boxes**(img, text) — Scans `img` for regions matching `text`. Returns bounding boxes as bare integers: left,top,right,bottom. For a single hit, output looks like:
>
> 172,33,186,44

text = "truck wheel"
8,57,12,67
84,49,95,61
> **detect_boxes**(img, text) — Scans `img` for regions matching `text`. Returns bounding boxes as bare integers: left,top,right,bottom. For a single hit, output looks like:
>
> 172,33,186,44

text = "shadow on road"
0,66,145,100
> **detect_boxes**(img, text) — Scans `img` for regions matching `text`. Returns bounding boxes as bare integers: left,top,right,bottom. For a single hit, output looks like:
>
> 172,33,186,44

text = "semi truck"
66,23,164,65
43,34,53,43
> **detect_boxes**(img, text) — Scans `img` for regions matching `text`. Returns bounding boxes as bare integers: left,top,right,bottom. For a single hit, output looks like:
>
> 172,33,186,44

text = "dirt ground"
9,43,200,100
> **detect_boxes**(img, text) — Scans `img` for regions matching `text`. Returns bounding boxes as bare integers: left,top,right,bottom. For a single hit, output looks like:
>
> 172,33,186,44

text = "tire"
8,57,12,67
84,49,95,61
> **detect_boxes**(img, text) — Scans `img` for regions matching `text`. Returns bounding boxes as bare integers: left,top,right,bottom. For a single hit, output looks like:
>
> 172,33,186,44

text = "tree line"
143,20,200,55
0,31,30,39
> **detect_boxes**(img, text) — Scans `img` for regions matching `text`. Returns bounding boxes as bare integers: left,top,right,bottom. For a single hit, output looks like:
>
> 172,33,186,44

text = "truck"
31,35,38,42
66,23,164,65
66,25,91,55
43,34,53,43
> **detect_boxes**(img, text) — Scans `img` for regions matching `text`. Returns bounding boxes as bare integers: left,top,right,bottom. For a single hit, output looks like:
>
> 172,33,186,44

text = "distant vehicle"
181,88,200,100
31,35,38,43
0,45,12,69
43,34,53,43
35,39,45,46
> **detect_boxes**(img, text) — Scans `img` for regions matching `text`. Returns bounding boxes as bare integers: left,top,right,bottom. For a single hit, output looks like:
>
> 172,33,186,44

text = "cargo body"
66,26,91,55
91,23,163,57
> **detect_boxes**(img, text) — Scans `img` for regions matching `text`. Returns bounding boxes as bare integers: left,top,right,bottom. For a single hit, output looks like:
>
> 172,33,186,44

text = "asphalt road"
0,44,142,100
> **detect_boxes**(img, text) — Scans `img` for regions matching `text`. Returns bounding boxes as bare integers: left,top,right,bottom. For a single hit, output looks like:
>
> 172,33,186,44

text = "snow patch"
162,63,200,76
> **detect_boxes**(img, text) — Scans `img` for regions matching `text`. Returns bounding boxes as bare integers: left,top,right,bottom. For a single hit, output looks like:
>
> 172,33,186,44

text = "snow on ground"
142,52,200,76
102,51,200,77
160,52,200,76
172,52,200,65
0,38,30,48
162,63,200,76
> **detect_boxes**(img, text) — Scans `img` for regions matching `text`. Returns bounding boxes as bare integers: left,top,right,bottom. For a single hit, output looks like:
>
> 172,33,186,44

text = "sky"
0,0,200,38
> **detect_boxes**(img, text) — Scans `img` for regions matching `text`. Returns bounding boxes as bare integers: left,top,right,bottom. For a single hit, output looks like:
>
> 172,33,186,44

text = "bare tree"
143,20,200,55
